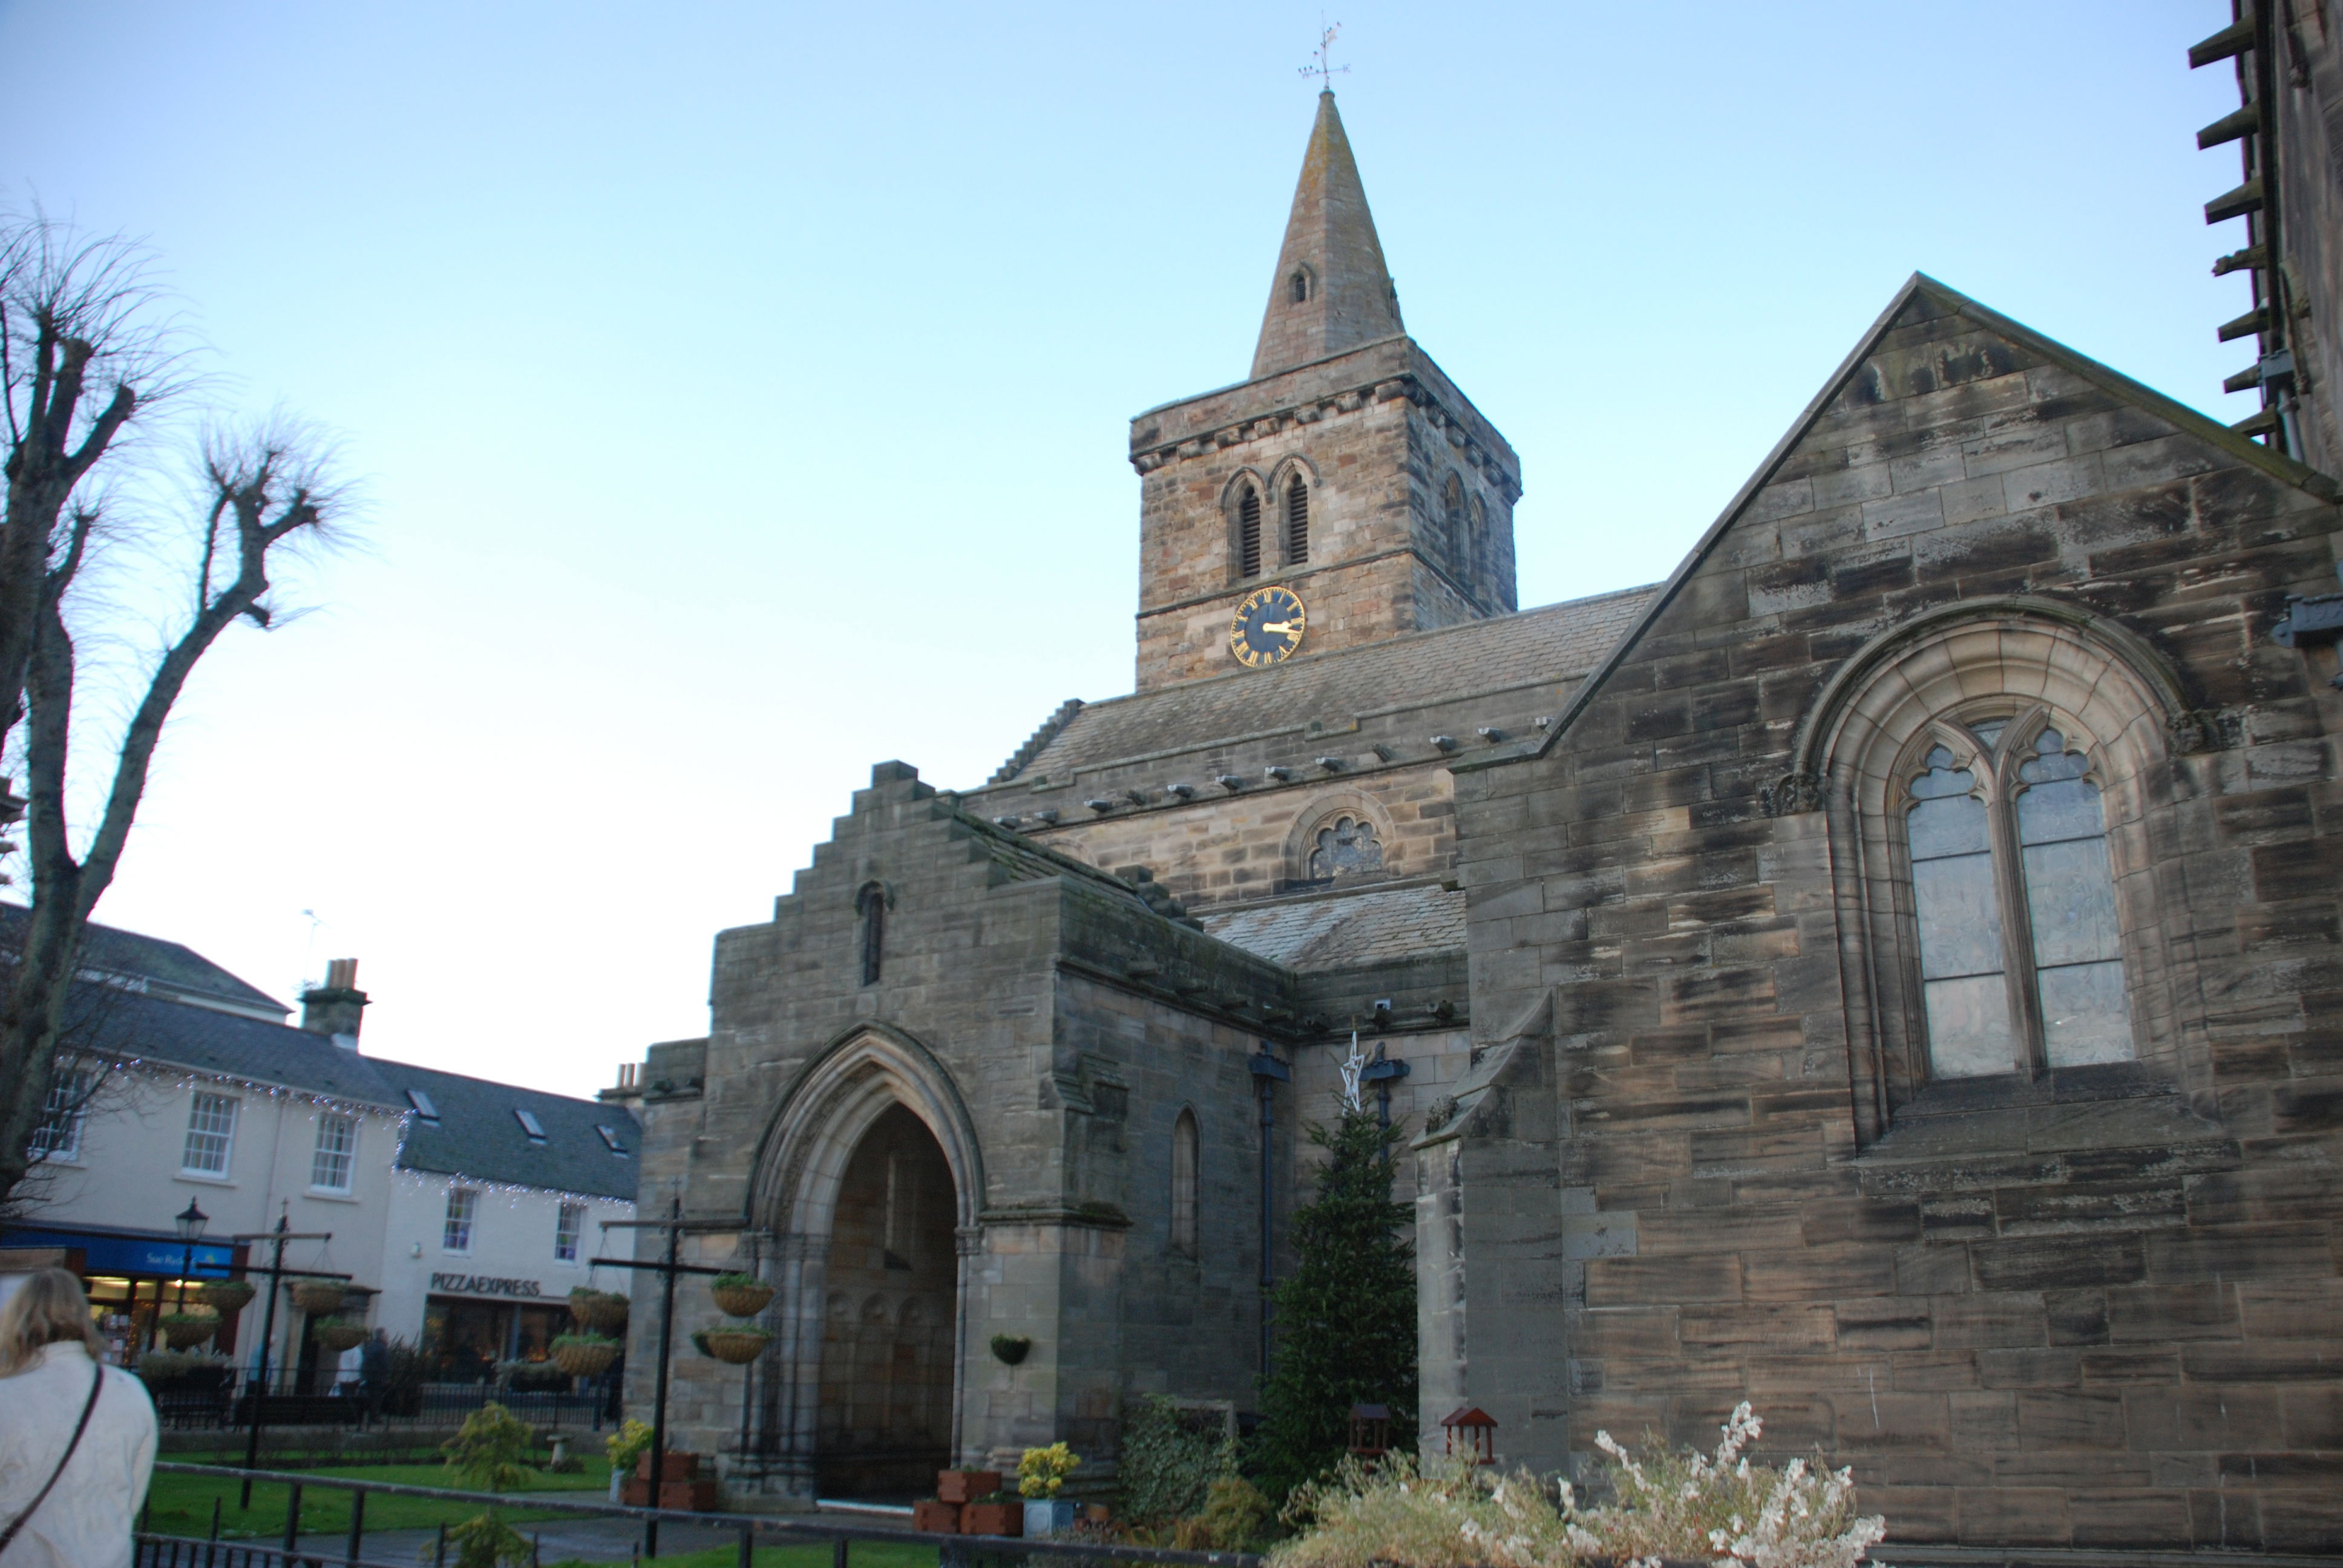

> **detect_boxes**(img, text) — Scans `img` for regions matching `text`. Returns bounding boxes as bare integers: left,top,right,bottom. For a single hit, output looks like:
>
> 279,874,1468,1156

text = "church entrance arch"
748,1027,982,1501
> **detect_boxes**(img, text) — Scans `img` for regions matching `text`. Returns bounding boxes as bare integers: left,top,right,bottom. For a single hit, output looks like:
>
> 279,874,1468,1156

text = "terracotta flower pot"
312,1319,367,1353
709,1281,775,1318
193,1279,254,1314
160,1313,218,1349
290,1280,346,1314
961,1501,1023,1538
551,1337,619,1377
697,1328,772,1364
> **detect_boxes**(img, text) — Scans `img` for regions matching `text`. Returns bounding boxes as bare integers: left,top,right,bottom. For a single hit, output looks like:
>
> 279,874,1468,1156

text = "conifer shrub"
1252,1103,1416,1500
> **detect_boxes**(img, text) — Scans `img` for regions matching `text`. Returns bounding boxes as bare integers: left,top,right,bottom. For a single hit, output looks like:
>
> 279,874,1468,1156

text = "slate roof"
378,1060,640,1201
1202,882,1466,970
1000,583,1654,781
102,990,404,1108
0,901,287,1020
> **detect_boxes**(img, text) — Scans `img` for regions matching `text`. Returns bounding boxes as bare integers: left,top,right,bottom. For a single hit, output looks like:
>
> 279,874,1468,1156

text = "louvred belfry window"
1904,717,2132,1079
1238,484,1263,578
1285,477,1309,564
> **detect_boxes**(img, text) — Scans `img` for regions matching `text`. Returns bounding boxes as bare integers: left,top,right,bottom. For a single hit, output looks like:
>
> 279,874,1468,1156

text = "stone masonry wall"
1443,284,2343,1552
1131,337,1521,690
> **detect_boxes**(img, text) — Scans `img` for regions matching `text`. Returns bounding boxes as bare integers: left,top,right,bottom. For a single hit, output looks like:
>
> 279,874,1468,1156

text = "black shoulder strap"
0,1359,106,1552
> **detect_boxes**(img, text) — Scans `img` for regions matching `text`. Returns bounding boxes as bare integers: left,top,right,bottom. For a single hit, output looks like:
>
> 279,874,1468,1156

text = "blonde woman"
0,1269,157,1568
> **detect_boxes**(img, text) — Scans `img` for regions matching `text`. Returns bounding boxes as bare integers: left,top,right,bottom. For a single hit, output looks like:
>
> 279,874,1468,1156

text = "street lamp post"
172,1199,209,1322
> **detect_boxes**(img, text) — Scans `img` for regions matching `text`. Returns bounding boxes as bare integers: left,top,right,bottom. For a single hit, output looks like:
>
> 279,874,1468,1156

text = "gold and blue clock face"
1230,585,1307,668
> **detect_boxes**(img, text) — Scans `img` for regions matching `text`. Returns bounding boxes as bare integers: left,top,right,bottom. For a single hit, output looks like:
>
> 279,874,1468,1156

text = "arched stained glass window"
1903,719,2131,1080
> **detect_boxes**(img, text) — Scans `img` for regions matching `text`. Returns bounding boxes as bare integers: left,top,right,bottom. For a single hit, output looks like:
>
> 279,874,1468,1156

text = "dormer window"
405,1088,439,1124
596,1123,629,1155
514,1108,547,1144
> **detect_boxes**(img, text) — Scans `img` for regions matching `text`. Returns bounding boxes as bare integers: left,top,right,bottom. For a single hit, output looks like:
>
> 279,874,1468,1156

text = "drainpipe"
1247,1049,1289,1379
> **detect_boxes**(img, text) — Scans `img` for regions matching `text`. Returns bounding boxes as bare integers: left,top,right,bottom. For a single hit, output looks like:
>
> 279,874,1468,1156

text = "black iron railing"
147,1461,1267,1568
144,1378,612,1432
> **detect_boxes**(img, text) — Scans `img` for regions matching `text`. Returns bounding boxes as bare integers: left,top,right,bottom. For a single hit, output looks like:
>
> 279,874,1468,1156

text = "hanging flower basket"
311,1318,368,1353
160,1312,220,1349
549,1333,621,1378
708,1275,774,1318
695,1325,772,1365
193,1279,255,1314
569,1287,629,1333
289,1279,347,1315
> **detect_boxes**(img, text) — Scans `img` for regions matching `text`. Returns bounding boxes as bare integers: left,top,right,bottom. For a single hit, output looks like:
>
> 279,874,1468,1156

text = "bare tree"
0,212,175,759
0,211,348,1210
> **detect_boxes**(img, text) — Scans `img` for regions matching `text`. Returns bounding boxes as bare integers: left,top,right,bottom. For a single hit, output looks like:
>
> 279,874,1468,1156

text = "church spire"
1250,92,1404,381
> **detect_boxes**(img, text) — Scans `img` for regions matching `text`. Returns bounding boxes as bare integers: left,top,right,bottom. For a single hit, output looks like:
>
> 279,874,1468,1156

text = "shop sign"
3,1226,237,1278
430,1272,546,1299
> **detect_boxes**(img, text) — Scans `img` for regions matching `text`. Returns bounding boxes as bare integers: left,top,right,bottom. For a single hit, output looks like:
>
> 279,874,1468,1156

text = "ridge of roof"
985,582,1657,786
1462,272,2343,773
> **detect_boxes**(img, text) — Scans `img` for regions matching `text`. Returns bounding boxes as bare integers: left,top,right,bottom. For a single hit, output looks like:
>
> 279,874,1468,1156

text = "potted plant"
289,1278,347,1314
568,1286,628,1333
961,1491,1023,1538
989,1333,1031,1365
193,1279,255,1314
708,1272,774,1318
311,1316,368,1353
695,1324,772,1364
159,1311,220,1349
549,1332,620,1379
1017,1442,1081,1535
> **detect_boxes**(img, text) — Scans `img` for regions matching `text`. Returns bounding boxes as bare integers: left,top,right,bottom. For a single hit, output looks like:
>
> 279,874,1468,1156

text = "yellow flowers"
1019,1442,1081,1498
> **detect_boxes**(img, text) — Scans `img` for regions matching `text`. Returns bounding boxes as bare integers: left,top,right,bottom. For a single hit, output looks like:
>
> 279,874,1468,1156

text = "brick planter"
912,1500,961,1534
961,1501,1023,1537
936,1469,1000,1504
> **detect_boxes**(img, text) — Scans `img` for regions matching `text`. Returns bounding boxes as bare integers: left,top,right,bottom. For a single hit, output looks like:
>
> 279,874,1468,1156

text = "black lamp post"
170,1198,209,1335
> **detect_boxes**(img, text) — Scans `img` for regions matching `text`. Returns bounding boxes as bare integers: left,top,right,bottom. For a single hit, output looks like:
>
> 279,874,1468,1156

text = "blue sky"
0,2,2253,1095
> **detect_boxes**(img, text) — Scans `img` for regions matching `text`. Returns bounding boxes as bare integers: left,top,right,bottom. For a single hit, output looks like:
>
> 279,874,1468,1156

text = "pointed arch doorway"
817,1105,956,1495
750,1027,981,1503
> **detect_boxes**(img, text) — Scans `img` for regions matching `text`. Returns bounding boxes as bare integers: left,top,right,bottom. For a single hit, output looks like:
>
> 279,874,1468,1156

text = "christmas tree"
1252,1096,1417,1499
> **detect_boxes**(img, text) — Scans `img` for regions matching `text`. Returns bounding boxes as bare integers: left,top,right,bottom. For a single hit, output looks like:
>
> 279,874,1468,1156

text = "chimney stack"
301,957,369,1048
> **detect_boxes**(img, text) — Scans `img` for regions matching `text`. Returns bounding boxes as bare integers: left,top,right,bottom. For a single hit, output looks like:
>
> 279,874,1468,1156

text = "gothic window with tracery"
1904,717,2131,1080
1308,814,1383,880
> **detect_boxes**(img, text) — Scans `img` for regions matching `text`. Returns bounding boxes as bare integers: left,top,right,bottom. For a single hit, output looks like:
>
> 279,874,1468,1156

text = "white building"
1,906,637,1389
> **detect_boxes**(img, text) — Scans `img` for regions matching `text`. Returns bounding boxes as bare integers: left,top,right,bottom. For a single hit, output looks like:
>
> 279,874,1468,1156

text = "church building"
617,37,2343,1550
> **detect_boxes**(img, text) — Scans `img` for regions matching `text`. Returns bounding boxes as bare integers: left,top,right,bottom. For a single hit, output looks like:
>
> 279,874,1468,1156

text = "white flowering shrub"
1271,1403,1885,1568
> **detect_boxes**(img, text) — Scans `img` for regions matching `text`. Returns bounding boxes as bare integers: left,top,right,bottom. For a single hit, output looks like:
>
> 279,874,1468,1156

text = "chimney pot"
301,956,369,1045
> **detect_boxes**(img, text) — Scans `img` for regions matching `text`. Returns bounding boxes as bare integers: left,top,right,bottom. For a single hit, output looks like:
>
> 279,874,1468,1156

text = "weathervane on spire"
1300,19,1348,93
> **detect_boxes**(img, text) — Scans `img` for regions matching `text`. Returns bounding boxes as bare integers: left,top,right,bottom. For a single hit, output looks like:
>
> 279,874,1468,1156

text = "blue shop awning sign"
3,1227,237,1278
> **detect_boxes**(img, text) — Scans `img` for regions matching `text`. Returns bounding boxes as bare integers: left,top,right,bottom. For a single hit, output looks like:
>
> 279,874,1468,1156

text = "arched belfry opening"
816,1104,957,1495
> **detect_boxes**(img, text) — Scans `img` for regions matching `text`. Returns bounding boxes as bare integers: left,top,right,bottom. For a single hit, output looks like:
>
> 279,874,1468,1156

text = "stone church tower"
616,49,2343,1553
1132,92,1519,688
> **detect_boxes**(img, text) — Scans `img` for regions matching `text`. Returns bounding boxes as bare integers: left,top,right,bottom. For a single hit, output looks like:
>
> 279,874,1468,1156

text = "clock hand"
1260,621,1297,634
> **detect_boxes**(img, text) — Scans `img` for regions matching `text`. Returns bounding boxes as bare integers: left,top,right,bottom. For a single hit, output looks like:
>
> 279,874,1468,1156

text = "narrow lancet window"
1441,474,1470,581
1238,483,1263,578
1285,477,1309,564
1170,1108,1198,1256
2017,731,2129,1065
856,881,886,986
1908,746,2012,1078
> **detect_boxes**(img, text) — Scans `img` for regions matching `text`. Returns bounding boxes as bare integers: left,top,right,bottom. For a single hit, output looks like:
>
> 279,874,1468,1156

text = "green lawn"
144,1456,614,1541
